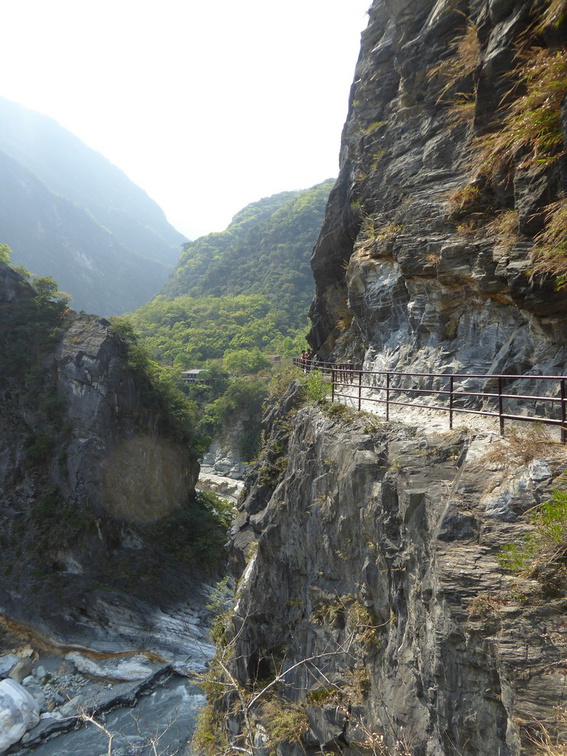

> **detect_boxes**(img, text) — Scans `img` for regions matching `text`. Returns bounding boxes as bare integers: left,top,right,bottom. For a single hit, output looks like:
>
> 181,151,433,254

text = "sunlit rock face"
308,0,567,376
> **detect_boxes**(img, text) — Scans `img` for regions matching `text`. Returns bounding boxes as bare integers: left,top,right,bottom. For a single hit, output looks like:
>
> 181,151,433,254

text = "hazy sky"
1,1,370,239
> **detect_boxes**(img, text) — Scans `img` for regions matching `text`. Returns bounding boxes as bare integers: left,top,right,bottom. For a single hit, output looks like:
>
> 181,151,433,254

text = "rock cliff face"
204,2,567,754
0,262,211,651
53,316,198,524
219,393,567,755
308,0,567,377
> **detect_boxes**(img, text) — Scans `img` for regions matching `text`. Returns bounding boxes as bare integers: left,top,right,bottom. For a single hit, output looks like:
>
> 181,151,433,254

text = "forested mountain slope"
132,180,334,366
0,98,186,314
161,180,334,322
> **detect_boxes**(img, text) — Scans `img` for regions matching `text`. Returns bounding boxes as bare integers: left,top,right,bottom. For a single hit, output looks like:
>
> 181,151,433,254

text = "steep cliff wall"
211,392,567,755
309,0,567,377
0,262,218,649
198,2,567,754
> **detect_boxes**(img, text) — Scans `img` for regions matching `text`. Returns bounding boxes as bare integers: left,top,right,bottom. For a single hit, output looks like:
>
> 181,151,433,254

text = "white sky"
0,1,370,239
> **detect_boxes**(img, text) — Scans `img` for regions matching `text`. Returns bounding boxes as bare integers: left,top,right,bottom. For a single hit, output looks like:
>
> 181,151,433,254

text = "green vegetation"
262,700,310,753
108,318,204,450
125,182,333,462
192,704,230,756
0,265,70,384
142,490,234,572
130,181,333,370
201,377,267,461
0,243,11,264
128,294,307,368
498,489,567,576
162,181,333,310
302,368,331,404
0,259,72,461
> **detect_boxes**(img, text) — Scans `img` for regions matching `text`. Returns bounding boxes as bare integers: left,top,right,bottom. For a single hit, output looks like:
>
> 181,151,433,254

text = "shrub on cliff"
0,263,71,441
109,317,205,451
499,489,567,577
201,377,268,462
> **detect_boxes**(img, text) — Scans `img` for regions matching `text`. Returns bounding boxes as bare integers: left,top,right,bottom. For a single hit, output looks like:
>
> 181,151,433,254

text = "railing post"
358,370,362,411
331,369,335,404
561,378,566,444
449,375,454,430
498,376,504,436
386,372,390,421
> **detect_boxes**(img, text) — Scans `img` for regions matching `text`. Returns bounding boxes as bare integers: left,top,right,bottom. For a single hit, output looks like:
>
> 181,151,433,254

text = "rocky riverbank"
0,606,212,755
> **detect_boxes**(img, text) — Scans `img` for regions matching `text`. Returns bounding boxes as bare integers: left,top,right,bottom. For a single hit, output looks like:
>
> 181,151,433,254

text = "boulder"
0,678,40,753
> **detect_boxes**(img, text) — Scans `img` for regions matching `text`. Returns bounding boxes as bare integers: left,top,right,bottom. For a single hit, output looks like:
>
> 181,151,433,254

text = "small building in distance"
181,369,212,385
266,355,282,365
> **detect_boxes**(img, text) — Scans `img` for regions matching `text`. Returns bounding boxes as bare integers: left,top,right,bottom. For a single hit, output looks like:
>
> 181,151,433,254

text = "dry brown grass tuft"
447,183,494,218
530,199,567,282
483,423,566,468
428,22,480,105
487,209,522,249
470,48,567,178
528,707,567,755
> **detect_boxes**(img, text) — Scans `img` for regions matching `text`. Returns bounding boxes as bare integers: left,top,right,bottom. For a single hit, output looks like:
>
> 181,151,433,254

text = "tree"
222,348,271,376
0,244,12,264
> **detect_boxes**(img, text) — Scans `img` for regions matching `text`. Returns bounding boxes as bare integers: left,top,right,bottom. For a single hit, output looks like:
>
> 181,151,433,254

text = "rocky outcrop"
308,0,567,378
202,438,250,481
218,403,567,755
52,315,198,523
199,4,567,754
0,262,217,654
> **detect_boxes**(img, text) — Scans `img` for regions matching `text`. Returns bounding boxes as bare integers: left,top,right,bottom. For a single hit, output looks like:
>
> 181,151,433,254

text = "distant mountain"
160,180,335,325
0,98,186,314
0,150,171,315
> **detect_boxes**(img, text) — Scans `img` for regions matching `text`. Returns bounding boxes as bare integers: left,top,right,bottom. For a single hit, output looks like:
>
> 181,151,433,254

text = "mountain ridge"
0,97,186,315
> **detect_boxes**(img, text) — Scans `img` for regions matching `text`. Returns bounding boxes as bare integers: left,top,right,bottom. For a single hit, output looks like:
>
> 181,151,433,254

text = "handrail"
292,358,567,442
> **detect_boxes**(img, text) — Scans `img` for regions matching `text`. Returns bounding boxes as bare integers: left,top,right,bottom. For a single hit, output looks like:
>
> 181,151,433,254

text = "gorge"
1,0,567,754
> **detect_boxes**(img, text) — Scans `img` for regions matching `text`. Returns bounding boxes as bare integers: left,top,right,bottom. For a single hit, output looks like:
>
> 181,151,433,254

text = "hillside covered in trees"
130,180,333,369
126,181,332,464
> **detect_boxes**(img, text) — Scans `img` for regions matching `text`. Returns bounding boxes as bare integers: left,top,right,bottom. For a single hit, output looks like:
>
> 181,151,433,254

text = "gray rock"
33,665,46,681
222,404,567,754
308,0,567,378
65,652,154,682
0,678,40,753
0,654,19,678
9,660,32,685
58,694,84,718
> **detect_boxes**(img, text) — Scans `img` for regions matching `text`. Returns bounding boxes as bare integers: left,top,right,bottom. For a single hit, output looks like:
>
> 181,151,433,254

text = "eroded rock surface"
308,0,567,378
221,406,567,755
0,262,215,674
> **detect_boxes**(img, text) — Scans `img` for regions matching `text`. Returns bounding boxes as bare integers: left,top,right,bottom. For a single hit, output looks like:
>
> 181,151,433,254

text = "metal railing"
293,359,567,442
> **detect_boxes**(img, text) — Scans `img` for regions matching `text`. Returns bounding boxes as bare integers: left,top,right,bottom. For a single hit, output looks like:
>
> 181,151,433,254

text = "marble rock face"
0,679,40,753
